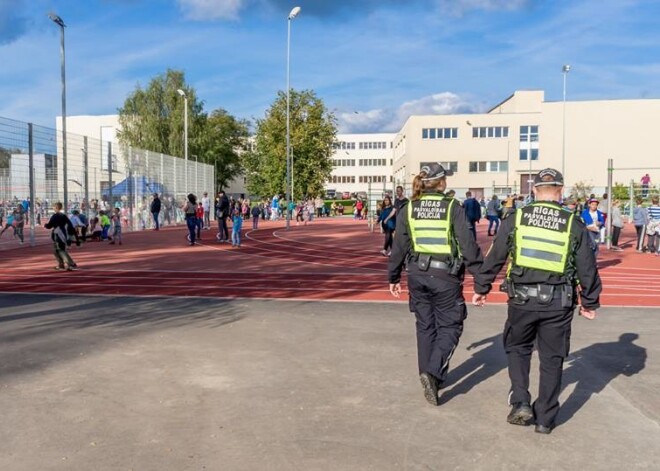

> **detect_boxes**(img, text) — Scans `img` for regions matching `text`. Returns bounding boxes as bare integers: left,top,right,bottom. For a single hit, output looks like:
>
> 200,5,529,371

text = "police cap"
420,162,453,181
534,168,564,187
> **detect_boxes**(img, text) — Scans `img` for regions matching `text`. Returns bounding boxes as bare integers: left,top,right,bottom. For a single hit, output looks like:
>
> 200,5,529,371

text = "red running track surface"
0,217,658,307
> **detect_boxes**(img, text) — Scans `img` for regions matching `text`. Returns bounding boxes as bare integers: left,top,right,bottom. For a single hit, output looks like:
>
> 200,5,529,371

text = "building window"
520,125,539,142
422,128,458,140
469,161,508,172
472,126,509,139
519,149,539,161
439,161,458,173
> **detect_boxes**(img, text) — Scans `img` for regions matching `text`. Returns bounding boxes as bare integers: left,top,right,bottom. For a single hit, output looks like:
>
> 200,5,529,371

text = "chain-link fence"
0,116,214,247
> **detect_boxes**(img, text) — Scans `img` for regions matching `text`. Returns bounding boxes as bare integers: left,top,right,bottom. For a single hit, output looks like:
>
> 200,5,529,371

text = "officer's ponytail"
412,171,447,201
411,172,427,201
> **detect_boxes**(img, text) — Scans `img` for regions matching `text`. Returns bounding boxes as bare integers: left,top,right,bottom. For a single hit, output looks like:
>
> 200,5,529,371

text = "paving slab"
0,294,658,470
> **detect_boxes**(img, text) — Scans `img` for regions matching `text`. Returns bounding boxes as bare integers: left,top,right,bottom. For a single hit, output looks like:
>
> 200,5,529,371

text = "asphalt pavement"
0,294,658,470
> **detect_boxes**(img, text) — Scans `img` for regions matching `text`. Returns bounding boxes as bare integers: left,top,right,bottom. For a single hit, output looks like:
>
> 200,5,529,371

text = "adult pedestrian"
201,192,211,229
376,195,396,256
251,203,261,230
486,195,501,236
472,168,602,435
463,191,482,240
632,197,649,252
388,163,487,406
640,173,651,198
215,190,230,242
183,193,197,246
150,193,161,230
609,199,624,251
44,202,79,271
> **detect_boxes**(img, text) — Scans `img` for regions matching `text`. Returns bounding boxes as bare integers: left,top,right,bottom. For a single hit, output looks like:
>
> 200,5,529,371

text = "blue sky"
1,0,659,133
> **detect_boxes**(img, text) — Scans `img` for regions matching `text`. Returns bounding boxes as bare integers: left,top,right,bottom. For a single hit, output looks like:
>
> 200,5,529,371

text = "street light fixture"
48,12,68,211
562,64,571,189
177,89,189,192
286,5,301,230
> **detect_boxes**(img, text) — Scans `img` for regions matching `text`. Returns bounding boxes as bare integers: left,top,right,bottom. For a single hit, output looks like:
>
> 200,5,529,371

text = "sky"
1,0,659,134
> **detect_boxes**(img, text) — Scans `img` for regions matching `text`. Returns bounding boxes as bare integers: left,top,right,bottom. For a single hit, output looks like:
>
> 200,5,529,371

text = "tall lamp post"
48,12,68,211
561,64,571,189
286,6,301,230
177,89,189,192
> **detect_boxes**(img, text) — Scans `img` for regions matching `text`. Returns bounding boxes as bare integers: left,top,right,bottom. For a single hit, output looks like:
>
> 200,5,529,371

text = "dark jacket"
475,200,602,310
150,197,161,214
44,212,77,250
463,197,481,223
216,195,230,218
388,191,487,290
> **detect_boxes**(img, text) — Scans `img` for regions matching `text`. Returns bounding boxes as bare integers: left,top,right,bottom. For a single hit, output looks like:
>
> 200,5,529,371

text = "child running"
109,207,122,245
44,202,79,271
231,207,243,247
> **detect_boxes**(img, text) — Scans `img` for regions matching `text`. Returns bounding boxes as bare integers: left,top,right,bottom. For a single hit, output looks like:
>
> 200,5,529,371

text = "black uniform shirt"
475,200,602,310
388,191,487,290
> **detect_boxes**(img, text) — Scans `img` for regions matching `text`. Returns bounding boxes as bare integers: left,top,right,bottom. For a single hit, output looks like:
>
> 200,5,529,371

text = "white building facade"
327,133,396,197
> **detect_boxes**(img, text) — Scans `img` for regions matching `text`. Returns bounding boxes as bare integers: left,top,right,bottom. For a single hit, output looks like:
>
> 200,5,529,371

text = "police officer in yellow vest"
472,168,602,434
389,163,488,406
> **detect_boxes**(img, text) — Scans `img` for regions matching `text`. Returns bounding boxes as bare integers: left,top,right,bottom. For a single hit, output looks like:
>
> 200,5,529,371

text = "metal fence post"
629,179,634,221
83,136,89,218
108,141,113,205
28,123,36,247
606,158,613,250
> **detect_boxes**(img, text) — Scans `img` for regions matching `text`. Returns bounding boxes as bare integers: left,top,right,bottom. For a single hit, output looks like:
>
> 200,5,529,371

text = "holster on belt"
560,284,575,308
512,284,529,305
536,285,555,305
417,254,431,271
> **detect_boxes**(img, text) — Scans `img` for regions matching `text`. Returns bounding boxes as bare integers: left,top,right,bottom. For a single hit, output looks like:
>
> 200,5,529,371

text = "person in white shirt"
201,192,211,229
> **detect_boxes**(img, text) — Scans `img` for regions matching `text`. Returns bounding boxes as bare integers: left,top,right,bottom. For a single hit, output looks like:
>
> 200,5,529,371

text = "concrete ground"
0,294,658,471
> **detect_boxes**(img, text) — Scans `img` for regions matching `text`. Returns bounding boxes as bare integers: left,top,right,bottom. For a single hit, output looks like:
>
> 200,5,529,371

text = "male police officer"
472,168,602,434
389,163,488,406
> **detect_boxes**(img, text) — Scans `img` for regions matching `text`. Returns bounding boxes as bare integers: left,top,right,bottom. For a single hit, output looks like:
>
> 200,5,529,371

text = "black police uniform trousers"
504,301,573,428
408,273,467,383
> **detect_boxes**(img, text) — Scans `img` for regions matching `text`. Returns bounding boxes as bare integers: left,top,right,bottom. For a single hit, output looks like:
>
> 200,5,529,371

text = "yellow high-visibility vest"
408,194,455,255
512,202,574,274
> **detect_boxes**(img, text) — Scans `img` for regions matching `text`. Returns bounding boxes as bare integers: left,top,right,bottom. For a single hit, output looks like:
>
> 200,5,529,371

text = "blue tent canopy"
102,176,165,197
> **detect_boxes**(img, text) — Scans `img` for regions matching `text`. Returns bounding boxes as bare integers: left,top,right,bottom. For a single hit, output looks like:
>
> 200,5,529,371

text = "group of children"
70,208,123,245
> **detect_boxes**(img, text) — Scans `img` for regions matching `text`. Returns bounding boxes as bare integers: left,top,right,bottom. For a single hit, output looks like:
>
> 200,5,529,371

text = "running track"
0,218,658,307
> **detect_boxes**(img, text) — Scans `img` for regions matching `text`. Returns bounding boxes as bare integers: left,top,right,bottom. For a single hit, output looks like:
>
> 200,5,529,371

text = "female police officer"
472,168,602,434
388,163,488,406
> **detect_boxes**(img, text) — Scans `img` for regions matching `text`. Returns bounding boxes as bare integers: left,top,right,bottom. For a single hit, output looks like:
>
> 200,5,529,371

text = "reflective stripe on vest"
513,202,574,274
408,195,454,255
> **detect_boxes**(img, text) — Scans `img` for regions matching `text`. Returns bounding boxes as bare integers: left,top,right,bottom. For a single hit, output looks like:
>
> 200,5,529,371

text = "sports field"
0,218,658,306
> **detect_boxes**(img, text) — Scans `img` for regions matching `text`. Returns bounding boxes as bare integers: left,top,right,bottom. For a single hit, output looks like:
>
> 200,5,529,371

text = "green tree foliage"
117,69,248,191
117,69,204,157
568,180,594,201
245,89,337,199
197,109,250,190
612,182,629,200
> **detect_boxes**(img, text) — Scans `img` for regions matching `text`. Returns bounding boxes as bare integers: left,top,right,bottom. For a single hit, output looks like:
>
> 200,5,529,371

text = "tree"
197,109,250,191
568,180,594,201
117,69,249,191
244,89,337,199
117,69,204,158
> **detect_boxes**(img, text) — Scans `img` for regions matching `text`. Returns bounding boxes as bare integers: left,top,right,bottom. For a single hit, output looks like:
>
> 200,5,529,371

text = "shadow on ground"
0,294,244,380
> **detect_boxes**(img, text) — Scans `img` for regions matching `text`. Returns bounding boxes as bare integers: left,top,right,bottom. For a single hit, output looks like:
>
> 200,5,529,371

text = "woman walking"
609,200,624,251
183,193,198,246
486,195,501,236
377,195,396,256
388,163,486,406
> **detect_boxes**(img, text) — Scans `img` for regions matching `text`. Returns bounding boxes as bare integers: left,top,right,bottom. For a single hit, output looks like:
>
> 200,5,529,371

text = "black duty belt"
429,260,450,270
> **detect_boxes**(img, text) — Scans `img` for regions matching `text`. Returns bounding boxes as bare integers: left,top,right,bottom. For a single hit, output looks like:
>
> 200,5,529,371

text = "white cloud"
440,0,530,14
338,92,486,133
177,0,245,21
